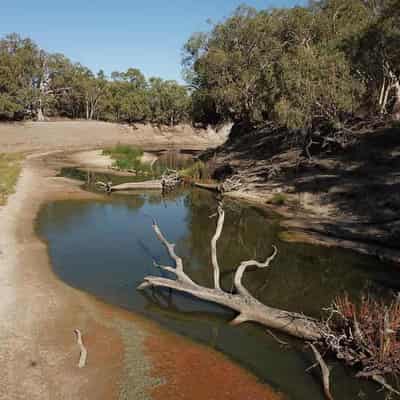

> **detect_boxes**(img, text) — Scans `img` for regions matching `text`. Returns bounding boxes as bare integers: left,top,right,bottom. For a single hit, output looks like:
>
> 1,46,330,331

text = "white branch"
309,344,333,400
74,329,87,368
139,216,321,340
372,375,400,397
234,245,278,297
152,221,196,286
210,203,225,290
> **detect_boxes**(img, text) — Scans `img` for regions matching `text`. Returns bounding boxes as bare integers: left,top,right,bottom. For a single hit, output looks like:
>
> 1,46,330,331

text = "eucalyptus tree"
356,0,400,118
107,68,150,123
184,6,283,126
148,77,190,125
271,4,363,128
0,34,39,119
183,0,400,128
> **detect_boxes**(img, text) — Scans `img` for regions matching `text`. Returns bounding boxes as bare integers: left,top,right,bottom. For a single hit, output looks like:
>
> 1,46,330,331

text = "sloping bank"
201,122,400,264
0,152,282,400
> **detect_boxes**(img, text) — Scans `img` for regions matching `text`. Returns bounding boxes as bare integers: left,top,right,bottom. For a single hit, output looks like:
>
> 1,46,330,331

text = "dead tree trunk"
138,203,322,340
37,103,45,121
138,201,399,397
85,99,90,120
392,80,400,121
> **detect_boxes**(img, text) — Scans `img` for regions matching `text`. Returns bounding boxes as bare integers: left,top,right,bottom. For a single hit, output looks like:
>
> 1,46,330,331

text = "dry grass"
329,293,400,378
0,153,23,205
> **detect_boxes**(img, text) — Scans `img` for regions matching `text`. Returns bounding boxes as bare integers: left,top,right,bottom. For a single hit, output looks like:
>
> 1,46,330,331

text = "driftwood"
138,202,322,340
96,180,162,192
137,200,400,397
96,169,182,193
74,329,87,368
160,169,181,192
194,182,220,192
309,344,333,400
194,176,243,194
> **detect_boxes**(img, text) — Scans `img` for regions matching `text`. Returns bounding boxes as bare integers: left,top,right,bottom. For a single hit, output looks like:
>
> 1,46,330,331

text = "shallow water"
36,188,398,399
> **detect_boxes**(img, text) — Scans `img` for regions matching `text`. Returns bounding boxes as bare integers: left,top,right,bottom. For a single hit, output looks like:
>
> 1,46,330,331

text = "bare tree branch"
309,343,333,400
210,203,225,290
138,205,322,340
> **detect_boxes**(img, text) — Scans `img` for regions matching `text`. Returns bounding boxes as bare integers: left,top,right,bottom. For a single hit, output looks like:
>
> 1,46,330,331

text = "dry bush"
325,293,400,379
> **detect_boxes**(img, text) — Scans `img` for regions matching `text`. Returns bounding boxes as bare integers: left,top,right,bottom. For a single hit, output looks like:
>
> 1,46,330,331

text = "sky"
0,0,306,82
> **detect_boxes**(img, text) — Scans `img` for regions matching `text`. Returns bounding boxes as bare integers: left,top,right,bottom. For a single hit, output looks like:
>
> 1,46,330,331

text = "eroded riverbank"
202,124,400,265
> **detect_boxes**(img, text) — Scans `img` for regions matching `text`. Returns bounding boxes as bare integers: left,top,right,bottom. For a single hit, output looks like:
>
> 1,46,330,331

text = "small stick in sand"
74,329,87,368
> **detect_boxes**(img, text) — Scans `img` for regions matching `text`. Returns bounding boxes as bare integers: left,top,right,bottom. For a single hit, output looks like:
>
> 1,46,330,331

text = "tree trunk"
37,93,45,121
37,105,45,121
392,80,400,121
379,78,387,114
85,99,90,120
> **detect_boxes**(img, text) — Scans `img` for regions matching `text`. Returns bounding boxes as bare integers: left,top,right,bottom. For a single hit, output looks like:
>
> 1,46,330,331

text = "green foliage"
148,78,190,125
0,153,23,205
102,145,150,172
275,46,359,128
269,193,287,206
180,161,210,180
183,0,400,128
2,0,400,128
0,33,190,124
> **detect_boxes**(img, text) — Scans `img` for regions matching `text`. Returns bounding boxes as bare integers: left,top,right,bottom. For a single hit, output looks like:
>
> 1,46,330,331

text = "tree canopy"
1,0,400,129
183,0,400,128
0,34,190,125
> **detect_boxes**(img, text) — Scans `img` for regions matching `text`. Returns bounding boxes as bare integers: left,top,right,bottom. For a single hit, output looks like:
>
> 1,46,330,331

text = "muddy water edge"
35,159,399,400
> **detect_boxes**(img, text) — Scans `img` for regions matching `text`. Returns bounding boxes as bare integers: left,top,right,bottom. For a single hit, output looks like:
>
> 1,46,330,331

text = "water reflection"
36,189,398,400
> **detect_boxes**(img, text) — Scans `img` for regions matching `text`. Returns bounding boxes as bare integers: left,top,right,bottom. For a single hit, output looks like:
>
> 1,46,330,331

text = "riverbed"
36,179,399,399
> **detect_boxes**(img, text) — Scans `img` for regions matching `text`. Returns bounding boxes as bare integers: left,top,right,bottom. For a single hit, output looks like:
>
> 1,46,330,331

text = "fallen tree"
96,180,162,192
138,202,322,339
96,169,181,193
138,199,400,398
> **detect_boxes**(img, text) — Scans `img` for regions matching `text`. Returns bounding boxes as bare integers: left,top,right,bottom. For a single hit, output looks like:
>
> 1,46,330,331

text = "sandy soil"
0,154,154,400
0,121,227,154
69,150,114,169
69,150,158,170
0,145,281,399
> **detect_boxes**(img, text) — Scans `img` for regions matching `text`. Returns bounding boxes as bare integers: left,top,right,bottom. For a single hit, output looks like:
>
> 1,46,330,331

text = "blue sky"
0,0,306,82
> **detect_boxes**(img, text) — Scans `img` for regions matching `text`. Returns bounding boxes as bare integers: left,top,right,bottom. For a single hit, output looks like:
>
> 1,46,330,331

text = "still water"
36,188,398,399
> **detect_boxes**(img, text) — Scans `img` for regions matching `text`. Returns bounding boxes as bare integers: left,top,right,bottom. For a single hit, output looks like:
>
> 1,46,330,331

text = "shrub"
269,193,287,205
102,145,149,172
180,161,211,180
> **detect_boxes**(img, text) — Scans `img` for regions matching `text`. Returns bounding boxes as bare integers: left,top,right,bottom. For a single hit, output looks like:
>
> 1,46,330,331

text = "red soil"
145,329,284,400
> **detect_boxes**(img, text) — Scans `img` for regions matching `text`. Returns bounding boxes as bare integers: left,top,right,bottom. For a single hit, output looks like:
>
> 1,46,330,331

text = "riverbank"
203,123,400,265
0,148,282,399
0,120,229,154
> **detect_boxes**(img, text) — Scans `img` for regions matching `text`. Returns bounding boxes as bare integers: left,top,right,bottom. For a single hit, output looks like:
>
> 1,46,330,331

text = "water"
36,188,399,399
59,149,197,185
